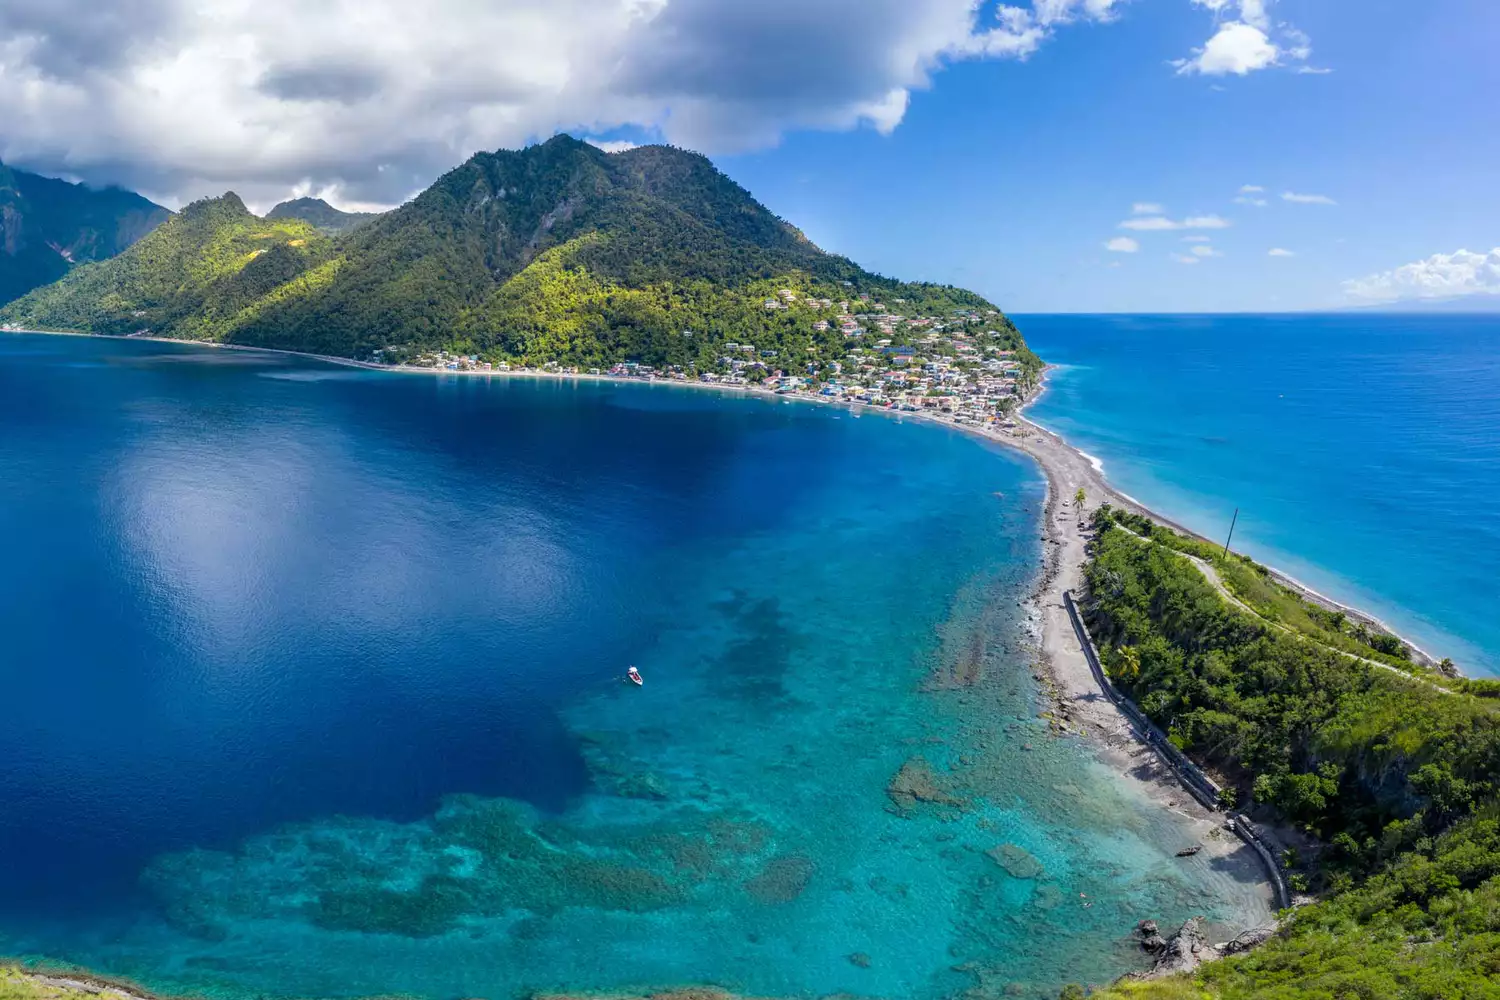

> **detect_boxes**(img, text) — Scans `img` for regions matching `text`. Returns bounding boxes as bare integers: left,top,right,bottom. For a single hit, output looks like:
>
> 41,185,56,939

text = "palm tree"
1111,645,1140,682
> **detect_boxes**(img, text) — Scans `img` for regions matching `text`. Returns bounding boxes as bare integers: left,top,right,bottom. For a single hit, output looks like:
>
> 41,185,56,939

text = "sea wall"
1062,590,1291,910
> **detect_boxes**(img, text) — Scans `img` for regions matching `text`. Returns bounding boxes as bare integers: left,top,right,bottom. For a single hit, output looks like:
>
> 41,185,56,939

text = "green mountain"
0,161,170,306
265,197,379,235
1,192,331,341
1,136,1031,370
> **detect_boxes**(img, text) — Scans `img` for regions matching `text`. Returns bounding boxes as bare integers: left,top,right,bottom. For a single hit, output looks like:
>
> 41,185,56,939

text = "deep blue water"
0,335,1266,1000
1021,313,1500,676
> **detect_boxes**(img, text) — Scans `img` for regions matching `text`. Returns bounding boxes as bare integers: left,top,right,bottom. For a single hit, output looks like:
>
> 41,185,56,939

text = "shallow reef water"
0,335,1269,1000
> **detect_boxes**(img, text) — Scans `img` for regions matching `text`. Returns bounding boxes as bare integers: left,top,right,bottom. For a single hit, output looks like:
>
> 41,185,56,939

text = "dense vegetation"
265,197,380,235
1069,507,1500,998
2,136,1036,376
1,194,332,341
1099,508,1433,675
0,161,169,305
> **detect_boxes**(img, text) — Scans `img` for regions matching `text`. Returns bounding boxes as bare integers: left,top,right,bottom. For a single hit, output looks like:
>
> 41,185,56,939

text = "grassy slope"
1100,508,1434,678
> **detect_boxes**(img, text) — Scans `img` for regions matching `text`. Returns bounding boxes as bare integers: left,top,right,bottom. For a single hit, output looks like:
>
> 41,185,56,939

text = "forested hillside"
1,136,1029,373
2,194,332,342
1071,508,1500,999
0,162,169,305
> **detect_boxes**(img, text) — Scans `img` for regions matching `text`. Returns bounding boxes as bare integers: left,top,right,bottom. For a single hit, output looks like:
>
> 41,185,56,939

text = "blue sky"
712,0,1500,312
1,0,1495,312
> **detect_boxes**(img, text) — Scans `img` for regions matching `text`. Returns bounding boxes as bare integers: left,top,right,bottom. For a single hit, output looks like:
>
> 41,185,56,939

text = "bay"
0,333,1267,1000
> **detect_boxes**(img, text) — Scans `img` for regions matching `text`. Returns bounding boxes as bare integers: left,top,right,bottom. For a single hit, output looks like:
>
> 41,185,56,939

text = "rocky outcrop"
885,757,965,814
986,843,1045,879
1134,917,1210,978
2,968,158,1000
1126,917,1280,983
1216,923,1278,956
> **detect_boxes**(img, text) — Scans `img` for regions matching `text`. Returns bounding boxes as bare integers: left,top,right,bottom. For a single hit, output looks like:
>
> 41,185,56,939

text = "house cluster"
763,289,836,311
388,304,1033,431
401,349,501,371
783,345,1027,426
701,313,1033,426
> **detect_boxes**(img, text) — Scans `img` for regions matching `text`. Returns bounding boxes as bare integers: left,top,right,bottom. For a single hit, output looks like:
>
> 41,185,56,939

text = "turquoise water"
1021,313,1500,676
0,334,1267,1000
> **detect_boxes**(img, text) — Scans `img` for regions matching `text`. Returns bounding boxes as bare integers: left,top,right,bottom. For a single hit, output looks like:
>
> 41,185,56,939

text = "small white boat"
627,666,643,686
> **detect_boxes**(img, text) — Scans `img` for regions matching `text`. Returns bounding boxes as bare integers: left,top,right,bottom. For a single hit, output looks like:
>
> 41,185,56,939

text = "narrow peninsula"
2,136,1497,1000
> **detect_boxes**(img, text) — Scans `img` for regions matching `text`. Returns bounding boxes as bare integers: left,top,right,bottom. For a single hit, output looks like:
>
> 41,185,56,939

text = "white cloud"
1237,0,1270,31
1171,253,1203,265
1234,195,1269,206
1177,0,1315,76
1344,248,1500,302
1281,25,1311,60
1190,243,1221,257
1120,214,1231,231
1132,202,1165,215
1268,247,1295,257
0,0,1129,206
1105,236,1140,253
1282,191,1337,205
1033,0,1126,26
586,138,639,153
1239,184,1265,193
1175,21,1278,76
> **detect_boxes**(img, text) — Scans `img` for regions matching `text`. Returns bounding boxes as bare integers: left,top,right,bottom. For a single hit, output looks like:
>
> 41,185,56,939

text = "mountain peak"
1,138,1009,371
274,196,335,212
266,196,379,234
179,192,250,220
538,133,590,151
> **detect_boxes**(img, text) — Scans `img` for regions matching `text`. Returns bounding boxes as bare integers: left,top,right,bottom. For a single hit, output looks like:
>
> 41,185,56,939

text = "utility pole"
1222,508,1239,561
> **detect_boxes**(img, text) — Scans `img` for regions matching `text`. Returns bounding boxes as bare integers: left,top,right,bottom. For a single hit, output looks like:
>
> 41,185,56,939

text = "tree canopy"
1,136,1036,378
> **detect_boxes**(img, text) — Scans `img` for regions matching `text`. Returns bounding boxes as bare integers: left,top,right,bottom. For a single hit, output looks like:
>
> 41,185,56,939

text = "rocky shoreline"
1131,916,1279,981
1,967,162,1000
984,381,1282,926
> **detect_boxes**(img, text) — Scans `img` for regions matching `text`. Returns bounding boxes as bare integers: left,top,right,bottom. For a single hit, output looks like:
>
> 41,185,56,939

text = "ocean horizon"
0,333,1268,1000
1019,312,1500,676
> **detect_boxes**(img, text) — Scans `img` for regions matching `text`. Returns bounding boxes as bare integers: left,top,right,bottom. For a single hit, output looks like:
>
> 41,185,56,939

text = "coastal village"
378,288,1038,428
